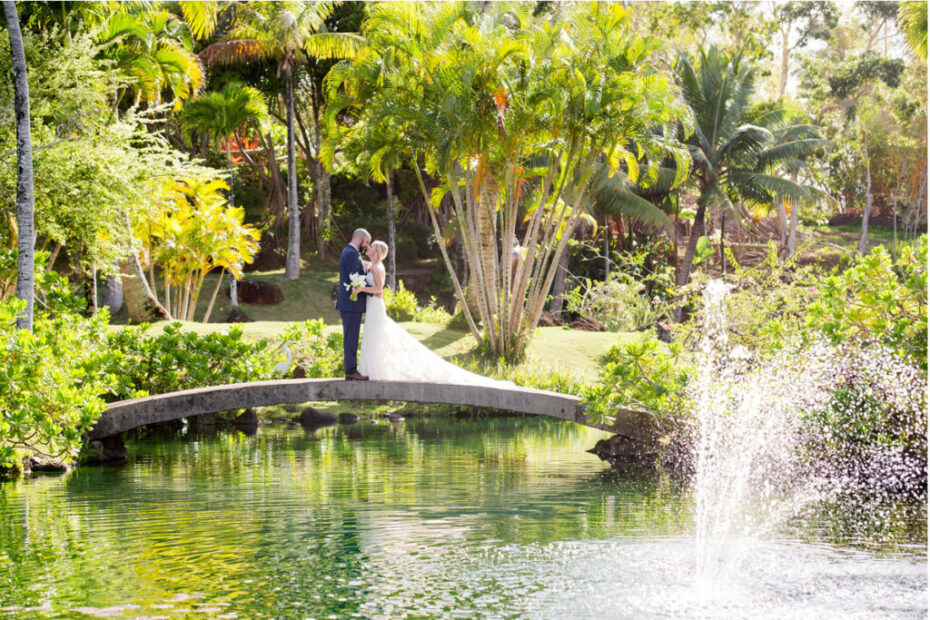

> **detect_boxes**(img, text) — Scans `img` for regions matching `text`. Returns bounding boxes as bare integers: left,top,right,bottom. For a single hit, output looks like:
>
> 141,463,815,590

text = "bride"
354,240,510,388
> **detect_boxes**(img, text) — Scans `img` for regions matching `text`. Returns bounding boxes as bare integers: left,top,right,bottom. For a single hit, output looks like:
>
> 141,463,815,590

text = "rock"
292,366,307,379
537,311,564,327
300,407,337,427
234,408,259,426
225,307,254,323
655,322,673,344
587,434,655,465
227,279,284,305
283,405,299,413
84,435,128,464
569,316,607,332
338,412,360,424
26,457,70,473
385,413,405,422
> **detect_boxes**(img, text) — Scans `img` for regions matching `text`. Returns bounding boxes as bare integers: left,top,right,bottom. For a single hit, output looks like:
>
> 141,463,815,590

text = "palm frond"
304,32,366,60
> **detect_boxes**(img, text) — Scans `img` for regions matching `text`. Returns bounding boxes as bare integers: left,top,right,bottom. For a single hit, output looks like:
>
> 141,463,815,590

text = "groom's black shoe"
345,373,369,381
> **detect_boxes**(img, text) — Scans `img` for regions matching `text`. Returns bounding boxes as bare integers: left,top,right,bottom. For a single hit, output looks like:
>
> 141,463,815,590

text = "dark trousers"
340,311,363,375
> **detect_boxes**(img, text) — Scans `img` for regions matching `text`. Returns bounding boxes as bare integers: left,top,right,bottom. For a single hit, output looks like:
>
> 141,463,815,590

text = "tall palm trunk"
5,1,34,331
678,201,707,289
859,139,873,256
775,194,788,248
225,147,235,207
386,172,397,291
284,62,300,280
603,214,610,280
674,200,707,322
548,249,570,315
310,80,330,262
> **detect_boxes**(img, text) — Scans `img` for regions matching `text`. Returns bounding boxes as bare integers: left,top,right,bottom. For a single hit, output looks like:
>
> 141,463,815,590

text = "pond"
0,416,925,618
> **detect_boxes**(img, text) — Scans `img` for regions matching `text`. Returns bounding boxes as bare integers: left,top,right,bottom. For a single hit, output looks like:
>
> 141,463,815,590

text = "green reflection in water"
0,417,923,618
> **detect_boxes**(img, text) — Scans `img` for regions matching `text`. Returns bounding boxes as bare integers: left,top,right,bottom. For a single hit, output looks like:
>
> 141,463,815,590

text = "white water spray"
690,281,927,585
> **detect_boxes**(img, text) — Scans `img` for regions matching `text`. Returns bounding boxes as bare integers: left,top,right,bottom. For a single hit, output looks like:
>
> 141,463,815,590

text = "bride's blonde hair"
370,240,389,262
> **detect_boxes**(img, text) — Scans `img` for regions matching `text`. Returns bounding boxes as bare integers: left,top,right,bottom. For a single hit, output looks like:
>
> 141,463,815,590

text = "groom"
338,228,372,381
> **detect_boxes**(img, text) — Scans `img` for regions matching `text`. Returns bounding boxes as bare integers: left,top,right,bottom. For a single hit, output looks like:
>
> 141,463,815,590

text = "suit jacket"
336,244,368,313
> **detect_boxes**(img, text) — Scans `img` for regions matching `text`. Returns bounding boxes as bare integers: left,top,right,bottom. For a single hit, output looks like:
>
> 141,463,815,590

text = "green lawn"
143,318,632,381
111,268,342,325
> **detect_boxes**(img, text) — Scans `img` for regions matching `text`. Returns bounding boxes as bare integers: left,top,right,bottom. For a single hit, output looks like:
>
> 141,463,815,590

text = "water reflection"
0,417,924,618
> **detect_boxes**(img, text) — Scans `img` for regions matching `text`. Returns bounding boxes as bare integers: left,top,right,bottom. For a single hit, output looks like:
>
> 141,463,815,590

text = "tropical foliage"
329,2,691,359
140,178,260,322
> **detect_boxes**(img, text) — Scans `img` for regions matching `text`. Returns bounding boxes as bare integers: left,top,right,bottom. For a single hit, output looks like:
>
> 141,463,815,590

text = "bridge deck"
88,378,656,440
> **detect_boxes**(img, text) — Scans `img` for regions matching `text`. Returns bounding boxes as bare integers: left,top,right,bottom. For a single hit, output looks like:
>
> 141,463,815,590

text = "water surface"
0,417,924,618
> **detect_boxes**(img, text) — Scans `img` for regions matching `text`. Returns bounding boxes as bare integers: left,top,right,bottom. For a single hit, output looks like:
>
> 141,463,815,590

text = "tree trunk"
101,276,123,315
788,197,799,256
120,252,169,323
678,202,706,289
310,85,328,262
859,140,872,256
284,63,300,280
5,1,34,331
603,215,610,281
225,147,235,207
548,248,570,315
775,194,788,248
386,171,397,291
778,27,790,98
719,211,726,275
673,193,680,286
674,199,707,322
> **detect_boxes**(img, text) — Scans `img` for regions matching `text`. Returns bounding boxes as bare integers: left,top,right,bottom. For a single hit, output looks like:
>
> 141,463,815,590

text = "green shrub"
276,319,343,377
584,335,690,426
564,273,664,331
805,239,927,370
383,280,418,321
0,248,86,316
383,281,450,324
0,299,115,471
415,296,452,324
104,323,280,400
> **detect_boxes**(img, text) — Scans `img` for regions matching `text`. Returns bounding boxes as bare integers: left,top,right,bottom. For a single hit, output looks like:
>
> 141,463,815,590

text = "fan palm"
180,82,270,208
674,46,823,294
201,1,363,280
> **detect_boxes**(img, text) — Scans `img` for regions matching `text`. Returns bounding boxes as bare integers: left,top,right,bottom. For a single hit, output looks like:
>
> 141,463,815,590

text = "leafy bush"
383,280,418,321
585,336,690,426
805,240,927,370
104,323,280,400
0,248,86,316
0,299,115,471
276,319,343,377
415,296,452,324
564,273,664,331
384,281,451,324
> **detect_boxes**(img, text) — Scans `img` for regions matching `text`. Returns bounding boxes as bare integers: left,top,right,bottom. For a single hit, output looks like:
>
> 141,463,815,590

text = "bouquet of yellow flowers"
346,273,367,301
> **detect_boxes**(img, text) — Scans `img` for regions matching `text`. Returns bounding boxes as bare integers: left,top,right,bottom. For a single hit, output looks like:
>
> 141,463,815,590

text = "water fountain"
690,280,927,589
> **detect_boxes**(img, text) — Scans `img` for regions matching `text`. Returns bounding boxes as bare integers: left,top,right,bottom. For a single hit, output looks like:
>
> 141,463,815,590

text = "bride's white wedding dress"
358,272,511,387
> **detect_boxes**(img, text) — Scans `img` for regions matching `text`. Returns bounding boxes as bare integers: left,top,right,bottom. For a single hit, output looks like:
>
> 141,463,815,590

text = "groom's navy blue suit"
337,243,368,376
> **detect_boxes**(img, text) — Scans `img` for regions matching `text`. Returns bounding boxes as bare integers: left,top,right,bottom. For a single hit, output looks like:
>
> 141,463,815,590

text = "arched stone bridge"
88,378,656,442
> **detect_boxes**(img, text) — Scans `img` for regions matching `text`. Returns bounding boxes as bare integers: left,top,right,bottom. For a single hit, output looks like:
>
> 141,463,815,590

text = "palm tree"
329,2,691,359
898,2,928,58
96,8,204,110
674,46,823,296
181,82,270,208
3,0,35,330
201,1,363,280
